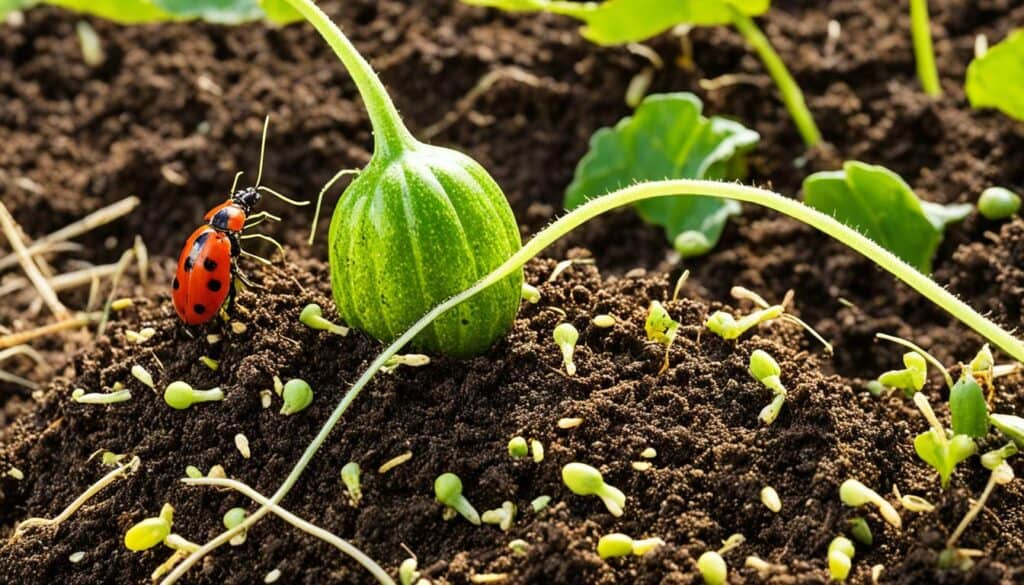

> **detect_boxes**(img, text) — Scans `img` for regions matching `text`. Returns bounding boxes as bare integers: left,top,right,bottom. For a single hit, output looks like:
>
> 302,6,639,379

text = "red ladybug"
172,118,307,325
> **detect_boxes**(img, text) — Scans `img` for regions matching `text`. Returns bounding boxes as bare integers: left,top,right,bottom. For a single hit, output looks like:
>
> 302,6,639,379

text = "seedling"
978,187,1021,220
645,301,679,373
199,356,219,371
381,354,430,374
163,381,224,410
875,333,953,390
878,352,928,395
909,0,940,96
981,442,1018,470
553,322,579,376
912,393,976,489
839,479,902,528
596,533,664,559
966,30,1024,121
434,472,481,525
706,305,783,341
969,344,995,399
697,551,727,585
748,350,786,425
125,503,173,552
299,303,349,336
520,283,541,304
949,374,988,438
72,387,132,404
561,462,626,517
944,460,1015,567
481,501,516,532
280,379,313,415
341,462,362,506
847,517,872,546
399,558,419,585
828,536,855,581
760,486,781,513
223,507,249,546
530,495,551,512
507,436,528,458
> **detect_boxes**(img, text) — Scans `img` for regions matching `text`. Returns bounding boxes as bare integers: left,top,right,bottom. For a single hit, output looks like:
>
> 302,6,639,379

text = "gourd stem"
910,0,941,97
283,0,416,158
729,8,822,147
162,180,1024,584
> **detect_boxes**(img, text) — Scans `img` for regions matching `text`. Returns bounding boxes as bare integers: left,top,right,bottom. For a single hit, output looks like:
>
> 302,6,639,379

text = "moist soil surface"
2,0,1024,583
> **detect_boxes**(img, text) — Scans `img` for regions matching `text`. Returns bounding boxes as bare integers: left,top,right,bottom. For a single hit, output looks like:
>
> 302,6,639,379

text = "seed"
234,433,251,459
131,365,154,389
69,551,85,563
264,569,282,584
260,390,272,409
557,417,583,429
508,539,529,556
185,465,203,479
631,461,652,471
978,186,1021,220
199,356,220,371
591,314,616,328
530,439,545,463
507,436,528,458
470,574,508,584
760,486,782,513
7,467,24,480
273,375,283,396
899,494,935,513
206,334,221,344
341,462,362,506
378,451,413,474
847,517,873,546
597,533,633,559
230,321,247,334
481,501,517,532
111,298,133,311
208,465,226,479
640,447,657,459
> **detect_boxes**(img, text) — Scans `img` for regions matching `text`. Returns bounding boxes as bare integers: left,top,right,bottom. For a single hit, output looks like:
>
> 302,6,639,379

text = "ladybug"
172,118,307,325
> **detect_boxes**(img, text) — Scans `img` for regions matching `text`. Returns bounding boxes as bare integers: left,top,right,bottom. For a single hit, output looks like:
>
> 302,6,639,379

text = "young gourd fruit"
302,0,522,357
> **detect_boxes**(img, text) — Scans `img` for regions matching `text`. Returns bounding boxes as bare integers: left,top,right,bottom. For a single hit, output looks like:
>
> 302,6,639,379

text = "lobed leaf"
914,430,976,489
966,29,1024,121
802,161,971,274
949,374,989,438
565,93,758,258
461,0,769,45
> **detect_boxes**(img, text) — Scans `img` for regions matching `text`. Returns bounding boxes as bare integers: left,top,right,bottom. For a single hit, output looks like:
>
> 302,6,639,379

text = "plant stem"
910,0,941,97
946,466,998,549
161,179,1024,584
876,332,954,389
283,0,416,159
729,8,821,148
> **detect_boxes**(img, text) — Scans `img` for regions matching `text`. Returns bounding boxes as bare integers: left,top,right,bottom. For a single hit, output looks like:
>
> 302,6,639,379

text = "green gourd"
300,0,522,356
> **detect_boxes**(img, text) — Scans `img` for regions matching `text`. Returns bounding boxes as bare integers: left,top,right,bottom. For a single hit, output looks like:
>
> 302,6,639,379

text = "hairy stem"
283,0,415,158
162,179,1024,584
729,8,821,147
910,0,941,96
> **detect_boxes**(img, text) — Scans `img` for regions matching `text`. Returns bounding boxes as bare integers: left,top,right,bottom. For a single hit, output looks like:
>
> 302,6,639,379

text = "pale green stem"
161,178,1024,585
729,8,821,147
283,0,415,158
910,0,941,96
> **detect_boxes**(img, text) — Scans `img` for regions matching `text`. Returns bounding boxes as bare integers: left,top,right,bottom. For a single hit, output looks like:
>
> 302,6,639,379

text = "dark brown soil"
2,0,1024,583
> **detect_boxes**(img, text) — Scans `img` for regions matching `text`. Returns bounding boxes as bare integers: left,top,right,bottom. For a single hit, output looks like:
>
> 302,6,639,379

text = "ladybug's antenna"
255,115,270,188
229,171,244,196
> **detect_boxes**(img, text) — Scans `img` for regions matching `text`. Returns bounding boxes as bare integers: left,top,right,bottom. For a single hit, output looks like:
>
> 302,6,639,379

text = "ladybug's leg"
240,233,285,261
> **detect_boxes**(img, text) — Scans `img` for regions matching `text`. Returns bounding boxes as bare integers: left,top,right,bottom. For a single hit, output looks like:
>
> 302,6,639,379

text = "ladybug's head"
231,186,261,213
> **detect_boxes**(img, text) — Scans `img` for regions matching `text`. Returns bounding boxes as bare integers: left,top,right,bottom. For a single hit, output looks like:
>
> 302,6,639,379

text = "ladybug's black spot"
207,279,222,292
203,258,218,271
172,277,180,290
183,257,194,272
193,304,206,315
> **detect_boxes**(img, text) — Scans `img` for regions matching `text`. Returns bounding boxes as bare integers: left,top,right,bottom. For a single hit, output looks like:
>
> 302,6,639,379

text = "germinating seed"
828,536,855,581
131,365,154,389
399,558,419,585
520,283,541,304
530,439,544,463
597,533,633,559
341,462,362,506
760,486,782,513
553,323,579,376
124,504,173,552
839,479,902,528
223,507,248,530
208,465,226,479
264,569,282,584
299,303,350,336
508,539,529,556
230,321,247,335
530,495,551,512
125,330,141,343
280,379,313,415
697,551,727,585
234,433,251,459
199,356,220,371
631,461,652,471
72,388,132,404
561,462,626,517
848,517,873,546
470,574,508,584
260,390,272,409
871,564,884,584
7,467,23,480
111,298,133,311
978,186,1021,220
434,472,481,525
508,436,528,458
379,451,413,474
591,314,616,328
557,417,583,429
900,494,935,513
185,465,202,479
164,381,224,410
68,551,85,563
206,334,221,345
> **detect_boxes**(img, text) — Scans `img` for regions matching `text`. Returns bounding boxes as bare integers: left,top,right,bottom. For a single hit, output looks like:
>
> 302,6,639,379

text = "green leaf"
966,29,1024,121
914,429,976,489
152,0,263,24
258,0,302,23
565,93,758,258
949,374,989,438
990,413,1024,448
461,0,769,45
802,161,971,274
45,0,177,23
0,0,33,20
38,0,297,24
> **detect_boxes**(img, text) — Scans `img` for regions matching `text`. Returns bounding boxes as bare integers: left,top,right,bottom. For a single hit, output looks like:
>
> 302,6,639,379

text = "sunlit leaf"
966,29,1024,121
914,430,976,489
949,374,988,438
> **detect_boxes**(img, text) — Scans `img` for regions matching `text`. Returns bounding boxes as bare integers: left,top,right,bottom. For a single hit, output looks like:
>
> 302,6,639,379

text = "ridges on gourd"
329,143,523,357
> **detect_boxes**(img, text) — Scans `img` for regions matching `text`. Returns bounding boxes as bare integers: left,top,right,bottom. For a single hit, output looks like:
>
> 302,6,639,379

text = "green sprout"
596,533,664,559
909,0,940,96
645,300,679,373
341,462,362,506
131,364,155,389
981,442,1018,470
520,283,541,304
912,392,977,489
199,356,219,372
508,539,529,556
697,551,727,585
530,495,551,512
949,373,989,438
124,503,173,552
481,501,516,532
553,322,579,376
72,387,132,404
875,333,953,390
223,507,249,546
381,354,431,374
280,379,313,415
847,517,872,546
978,187,1021,220
163,381,224,410
434,472,480,525
828,536,855,581
969,344,995,399
561,462,626,517
507,436,528,458
839,479,902,529
185,466,203,479
399,558,420,585
299,303,350,336
748,349,786,425
706,305,784,341
944,458,1015,567
877,352,927,395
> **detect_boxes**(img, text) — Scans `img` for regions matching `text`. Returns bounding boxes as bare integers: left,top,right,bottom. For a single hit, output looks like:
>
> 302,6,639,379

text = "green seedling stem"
165,176,1024,583
875,333,953,389
909,0,941,96
728,7,821,147
160,1,1024,578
